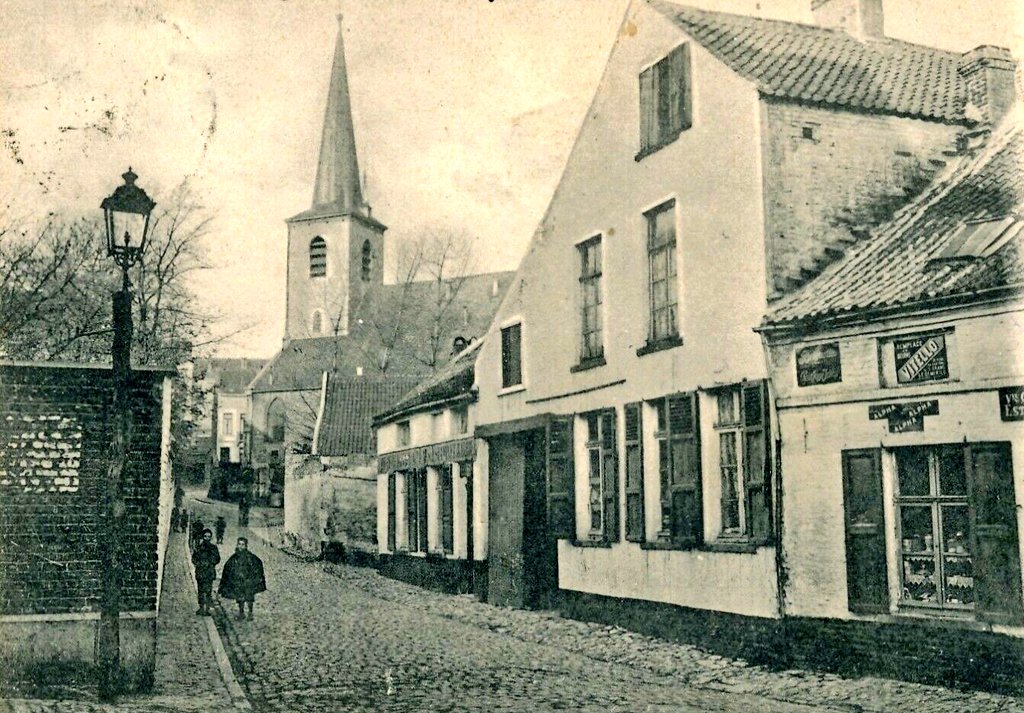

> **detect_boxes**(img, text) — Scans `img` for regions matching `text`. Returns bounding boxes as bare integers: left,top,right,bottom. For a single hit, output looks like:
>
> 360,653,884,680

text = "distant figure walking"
174,483,185,510
177,508,188,533
238,492,251,528
190,517,206,552
214,515,227,545
191,529,220,616
219,537,266,621
171,506,180,533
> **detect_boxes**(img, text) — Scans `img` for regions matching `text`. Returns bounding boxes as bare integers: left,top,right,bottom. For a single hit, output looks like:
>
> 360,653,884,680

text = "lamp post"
98,168,155,700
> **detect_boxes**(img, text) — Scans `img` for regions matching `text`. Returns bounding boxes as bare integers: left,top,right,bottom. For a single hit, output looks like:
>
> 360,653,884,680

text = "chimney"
811,0,884,39
959,46,1018,127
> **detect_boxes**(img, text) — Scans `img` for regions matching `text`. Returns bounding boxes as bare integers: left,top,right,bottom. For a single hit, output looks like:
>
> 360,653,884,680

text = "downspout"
761,336,789,663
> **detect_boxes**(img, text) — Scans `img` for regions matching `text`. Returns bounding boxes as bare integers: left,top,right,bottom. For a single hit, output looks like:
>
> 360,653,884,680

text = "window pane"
717,391,737,425
944,554,974,605
719,431,737,465
938,445,967,496
900,505,934,552
587,414,600,442
896,447,930,496
941,506,971,555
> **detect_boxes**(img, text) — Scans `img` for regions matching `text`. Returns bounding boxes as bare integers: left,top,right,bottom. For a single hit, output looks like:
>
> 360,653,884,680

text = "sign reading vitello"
999,386,1024,421
894,333,948,384
796,342,842,386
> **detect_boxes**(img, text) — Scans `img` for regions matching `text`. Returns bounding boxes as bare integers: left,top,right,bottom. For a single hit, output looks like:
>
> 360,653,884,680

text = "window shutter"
546,415,576,540
441,466,454,554
601,410,619,542
405,471,417,551
417,470,428,553
967,442,1023,625
742,381,772,542
639,65,656,152
673,43,693,132
668,392,702,547
387,473,397,552
841,449,889,613
624,402,645,542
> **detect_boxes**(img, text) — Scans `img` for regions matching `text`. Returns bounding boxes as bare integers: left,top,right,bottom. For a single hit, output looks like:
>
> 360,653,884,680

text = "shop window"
583,410,618,542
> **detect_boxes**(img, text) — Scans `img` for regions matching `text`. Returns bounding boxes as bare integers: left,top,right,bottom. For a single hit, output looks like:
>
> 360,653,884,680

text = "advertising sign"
796,342,842,387
894,333,948,384
999,386,1024,421
869,400,939,433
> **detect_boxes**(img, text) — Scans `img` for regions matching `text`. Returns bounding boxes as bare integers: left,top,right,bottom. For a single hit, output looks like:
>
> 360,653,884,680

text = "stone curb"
182,534,252,711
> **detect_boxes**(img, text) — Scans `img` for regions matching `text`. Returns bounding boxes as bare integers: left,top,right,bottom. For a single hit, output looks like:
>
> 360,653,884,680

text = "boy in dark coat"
218,537,266,620
191,529,220,616
214,515,227,544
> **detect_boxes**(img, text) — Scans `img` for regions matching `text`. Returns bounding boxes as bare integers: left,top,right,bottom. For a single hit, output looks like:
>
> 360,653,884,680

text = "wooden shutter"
601,410,619,542
842,449,889,614
387,473,396,552
405,471,417,551
624,402,645,542
742,381,772,542
546,415,576,539
669,392,702,547
671,43,693,132
967,442,1023,625
639,65,656,152
417,470,428,553
441,466,454,555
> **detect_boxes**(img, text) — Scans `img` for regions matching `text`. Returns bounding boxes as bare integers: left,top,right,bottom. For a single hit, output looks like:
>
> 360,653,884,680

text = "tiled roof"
375,340,481,425
649,1,969,122
315,376,421,456
764,110,1024,329
249,270,512,394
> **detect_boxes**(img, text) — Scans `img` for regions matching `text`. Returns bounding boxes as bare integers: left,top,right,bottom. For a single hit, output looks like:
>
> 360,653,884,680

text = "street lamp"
97,168,155,700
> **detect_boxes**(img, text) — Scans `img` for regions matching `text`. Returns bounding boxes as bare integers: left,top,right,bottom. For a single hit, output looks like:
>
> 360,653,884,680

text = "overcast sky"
1,0,1020,357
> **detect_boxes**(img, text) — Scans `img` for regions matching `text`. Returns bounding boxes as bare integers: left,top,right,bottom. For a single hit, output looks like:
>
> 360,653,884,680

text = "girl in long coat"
218,537,266,620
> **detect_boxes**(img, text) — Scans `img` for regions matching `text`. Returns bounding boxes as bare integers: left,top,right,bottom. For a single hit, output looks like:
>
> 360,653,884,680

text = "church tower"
284,15,385,342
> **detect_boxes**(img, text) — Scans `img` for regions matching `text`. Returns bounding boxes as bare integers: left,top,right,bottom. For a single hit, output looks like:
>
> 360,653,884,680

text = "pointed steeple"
311,14,365,215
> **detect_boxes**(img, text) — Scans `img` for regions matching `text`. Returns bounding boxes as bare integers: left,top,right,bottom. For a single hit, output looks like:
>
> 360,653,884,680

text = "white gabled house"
470,0,1015,664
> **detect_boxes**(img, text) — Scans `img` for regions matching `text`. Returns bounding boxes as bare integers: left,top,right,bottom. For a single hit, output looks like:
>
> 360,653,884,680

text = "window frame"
500,320,524,391
576,235,605,367
309,236,327,278
636,43,694,160
396,420,411,448
639,199,682,354
221,411,235,437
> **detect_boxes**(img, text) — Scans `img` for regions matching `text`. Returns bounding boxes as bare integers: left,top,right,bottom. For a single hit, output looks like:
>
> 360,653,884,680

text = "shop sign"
869,400,939,433
796,342,842,387
999,386,1024,421
894,333,948,384
378,438,476,473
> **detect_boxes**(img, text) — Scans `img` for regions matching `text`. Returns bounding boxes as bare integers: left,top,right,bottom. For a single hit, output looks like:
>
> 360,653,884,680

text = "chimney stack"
959,46,1018,127
811,0,884,39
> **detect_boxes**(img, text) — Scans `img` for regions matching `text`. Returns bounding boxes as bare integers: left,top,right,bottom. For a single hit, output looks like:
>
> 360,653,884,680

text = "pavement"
187,496,1024,713
0,525,240,713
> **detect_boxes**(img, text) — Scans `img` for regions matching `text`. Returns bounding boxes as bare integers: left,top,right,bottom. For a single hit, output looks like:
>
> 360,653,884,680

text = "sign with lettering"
999,386,1024,421
869,400,939,433
894,333,948,384
796,342,842,387
378,438,476,473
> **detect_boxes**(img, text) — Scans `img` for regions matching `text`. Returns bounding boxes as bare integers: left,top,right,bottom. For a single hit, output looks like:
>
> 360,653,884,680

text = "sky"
1,0,1020,358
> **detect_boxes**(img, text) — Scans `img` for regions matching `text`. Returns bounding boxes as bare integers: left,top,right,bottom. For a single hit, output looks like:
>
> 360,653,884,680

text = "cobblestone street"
190,500,1024,713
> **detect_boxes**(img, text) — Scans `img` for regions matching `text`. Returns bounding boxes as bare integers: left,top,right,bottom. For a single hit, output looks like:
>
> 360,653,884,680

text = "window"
397,420,411,448
713,382,771,541
222,412,235,437
645,200,679,344
652,391,702,547
311,310,323,335
439,464,454,554
932,216,1020,261
501,322,523,389
267,399,286,442
387,473,397,552
584,410,618,541
452,405,469,435
405,469,428,553
638,44,693,156
578,236,604,363
844,442,1022,622
219,447,230,464
309,237,327,277
361,239,373,281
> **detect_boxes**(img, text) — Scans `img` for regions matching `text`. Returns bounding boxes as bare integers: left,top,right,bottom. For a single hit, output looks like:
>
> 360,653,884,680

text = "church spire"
311,14,365,214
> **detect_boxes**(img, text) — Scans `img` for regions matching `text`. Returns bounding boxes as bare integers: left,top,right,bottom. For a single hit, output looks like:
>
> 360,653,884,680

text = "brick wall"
0,364,169,616
761,101,961,298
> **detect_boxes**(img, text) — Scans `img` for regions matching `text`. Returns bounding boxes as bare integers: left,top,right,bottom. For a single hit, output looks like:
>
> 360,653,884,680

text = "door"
487,436,526,607
523,429,558,609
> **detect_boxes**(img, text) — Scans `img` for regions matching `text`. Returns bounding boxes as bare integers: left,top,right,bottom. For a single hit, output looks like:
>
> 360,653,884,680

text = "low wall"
378,553,483,596
284,453,377,553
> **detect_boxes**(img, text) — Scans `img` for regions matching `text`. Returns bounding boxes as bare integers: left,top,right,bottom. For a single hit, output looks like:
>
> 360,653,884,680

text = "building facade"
470,0,1003,659
760,109,1023,692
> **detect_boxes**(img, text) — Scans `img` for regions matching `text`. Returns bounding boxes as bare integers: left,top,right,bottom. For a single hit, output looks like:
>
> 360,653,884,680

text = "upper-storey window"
638,44,692,158
645,200,679,344
361,239,373,281
501,322,523,389
311,310,323,335
578,236,604,363
309,237,327,277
